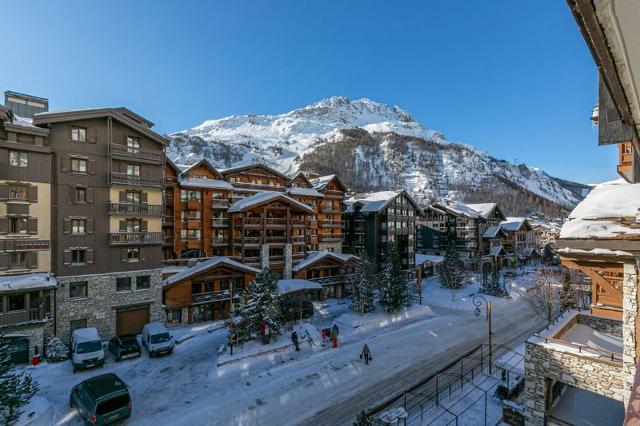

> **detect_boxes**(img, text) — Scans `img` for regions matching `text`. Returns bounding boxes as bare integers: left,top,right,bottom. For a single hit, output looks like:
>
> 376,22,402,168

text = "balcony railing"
109,232,164,245
110,143,164,163
211,199,230,209
0,308,47,327
110,172,163,188
192,289,243,305
319,220,344,228
210,218,229,227
231,181,285,191
211,237,229,246
308,273,356,287
109,202,163,216
320,206,341,213
318,235,343,242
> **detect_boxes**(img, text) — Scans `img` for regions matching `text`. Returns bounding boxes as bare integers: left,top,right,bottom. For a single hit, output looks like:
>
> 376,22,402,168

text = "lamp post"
470,293,492,374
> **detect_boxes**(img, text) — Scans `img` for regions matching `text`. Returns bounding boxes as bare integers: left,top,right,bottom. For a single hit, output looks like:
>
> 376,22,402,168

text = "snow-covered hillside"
168,96,583,214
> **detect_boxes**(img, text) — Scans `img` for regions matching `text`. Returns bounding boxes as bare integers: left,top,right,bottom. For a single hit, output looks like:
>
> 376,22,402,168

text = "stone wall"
2,322,46,359
524,340,624,425
55,269,164,344
622,262,639,404
576,313,623,338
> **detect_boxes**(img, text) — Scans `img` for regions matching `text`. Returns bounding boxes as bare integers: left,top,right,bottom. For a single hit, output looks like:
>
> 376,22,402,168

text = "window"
9,151,27,167
71,249,86,265
116,277,132,292
127,137,140,154
8,294,25,311
75,187,87,203
71,219,86,234
9,185,28,200
10,252,28,269
180,229,201,240
69,281,88,299
71,158,87,173
71,126,86,142
180,189,201,201
126,219,141,233
126,191,140,204
127,248,140,262
10,217,27,234
181,210,201,220
127,164,140,176
136,275,150,290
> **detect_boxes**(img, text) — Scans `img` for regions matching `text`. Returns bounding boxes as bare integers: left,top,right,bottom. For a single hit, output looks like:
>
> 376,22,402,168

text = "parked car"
108,335,141,362
69,373,131,425
71,327,105,373
141,323,174,357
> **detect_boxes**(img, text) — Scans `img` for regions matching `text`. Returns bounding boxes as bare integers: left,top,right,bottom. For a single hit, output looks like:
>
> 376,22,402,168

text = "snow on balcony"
548,385,624,426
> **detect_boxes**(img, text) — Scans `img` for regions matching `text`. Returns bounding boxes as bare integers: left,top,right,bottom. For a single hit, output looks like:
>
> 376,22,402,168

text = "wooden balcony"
618,142,635,181
318,235,343,242
320,205,341,213
108,232,164,245
211,199,230,209
0,308,47,327
322,189,344,199
192,289,243,305
235,237,261,247
186,200,202,210
110,172,163,188
110,143,164,163
109,202,163,216
232,181,285,191
183,220,202,230
319,220,344,228
211,237,229,246
210,218,229,227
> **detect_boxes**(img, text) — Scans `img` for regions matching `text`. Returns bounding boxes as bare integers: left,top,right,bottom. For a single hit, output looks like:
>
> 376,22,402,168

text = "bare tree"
521,268,573,325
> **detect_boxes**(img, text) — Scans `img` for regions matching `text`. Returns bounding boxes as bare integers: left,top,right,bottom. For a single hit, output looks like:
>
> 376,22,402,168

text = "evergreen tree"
377,243,407,313
480,266,509,297
235,269,282,341
543,243,556,265
559,271,575,311
353,410,372,426
45,337,69,363
0,341,38,425
439,244,466,300
350,255,375,314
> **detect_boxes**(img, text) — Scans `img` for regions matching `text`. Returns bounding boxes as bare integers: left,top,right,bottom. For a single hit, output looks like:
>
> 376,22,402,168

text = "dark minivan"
69,373,132,425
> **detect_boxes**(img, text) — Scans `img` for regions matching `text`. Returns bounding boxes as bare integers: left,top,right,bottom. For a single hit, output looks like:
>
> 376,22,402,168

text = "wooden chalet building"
343,190,421,272
499,217,537,264
308,174,347,252
291,251,357,298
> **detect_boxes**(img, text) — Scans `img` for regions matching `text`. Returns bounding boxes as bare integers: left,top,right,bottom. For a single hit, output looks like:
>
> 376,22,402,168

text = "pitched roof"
227,191,314,214
32,107,169,145
0,273,57,293
178,177,233,190
346,189,422,214
180,158,224,179
221,163,290,182
286,187,323,198
466,203,504,220
292,251,357,272
310,174,347,192
500,217,531,232
433,201,482,219
289,171,313,188
277,279,322,295
489,245,507,257
165,256,260,287
483,225,506,239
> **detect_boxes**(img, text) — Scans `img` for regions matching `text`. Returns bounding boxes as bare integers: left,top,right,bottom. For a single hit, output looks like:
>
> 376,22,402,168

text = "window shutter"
86,219,95,235
68,186,76,204
27,218,38,234
140,221,148,232
0,218,8,234
86,249,95,264
87,128,97,143
119,220,126,232
86,188,95,204
63,250,71,266
88,159,97,175
27,252,38,269
141,192,148,203
61,154,70,173
0,184,8,201
0,253,8,270
119,191,127,202
28,185,38,202
63,218,71,235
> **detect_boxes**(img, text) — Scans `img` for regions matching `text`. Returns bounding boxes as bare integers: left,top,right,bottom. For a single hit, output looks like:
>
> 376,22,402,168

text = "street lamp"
469,293,493,374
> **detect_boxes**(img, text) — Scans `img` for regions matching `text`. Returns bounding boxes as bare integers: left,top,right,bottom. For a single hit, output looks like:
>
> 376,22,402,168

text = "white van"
142,323,174,357
71,327,105,372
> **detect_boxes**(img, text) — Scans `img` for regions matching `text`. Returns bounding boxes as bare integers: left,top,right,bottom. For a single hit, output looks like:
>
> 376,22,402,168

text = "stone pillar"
622,262,639,405
181,307,189,325
284,243,292,279
261,244,270,270
524,342,547,426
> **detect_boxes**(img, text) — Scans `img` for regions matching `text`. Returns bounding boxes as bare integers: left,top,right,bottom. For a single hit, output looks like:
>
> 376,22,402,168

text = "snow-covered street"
21,269,547,426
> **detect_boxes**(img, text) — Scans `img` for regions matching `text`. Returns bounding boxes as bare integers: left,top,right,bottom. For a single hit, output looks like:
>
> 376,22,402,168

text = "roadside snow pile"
335,305,434,333
561,179,640,239
15,396,50,426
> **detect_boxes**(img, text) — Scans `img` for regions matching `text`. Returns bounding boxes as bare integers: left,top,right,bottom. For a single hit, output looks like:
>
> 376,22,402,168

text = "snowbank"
335,305,435,333
15,397,50,426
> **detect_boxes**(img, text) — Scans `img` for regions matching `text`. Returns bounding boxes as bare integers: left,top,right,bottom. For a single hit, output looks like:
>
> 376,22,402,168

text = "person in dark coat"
361,344,371,365
291,331,300,351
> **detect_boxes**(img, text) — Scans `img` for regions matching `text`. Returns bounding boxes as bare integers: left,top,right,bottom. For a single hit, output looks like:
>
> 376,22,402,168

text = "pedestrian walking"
331,324,339,348
360,344,372,365
291,331,300,351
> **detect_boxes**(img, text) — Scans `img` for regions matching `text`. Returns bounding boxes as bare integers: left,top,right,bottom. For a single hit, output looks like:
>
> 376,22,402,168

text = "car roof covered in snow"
73,327,101,342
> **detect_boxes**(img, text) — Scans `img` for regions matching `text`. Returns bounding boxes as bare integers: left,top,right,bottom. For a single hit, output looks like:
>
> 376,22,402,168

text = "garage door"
116,306,149,336
0,336,29,364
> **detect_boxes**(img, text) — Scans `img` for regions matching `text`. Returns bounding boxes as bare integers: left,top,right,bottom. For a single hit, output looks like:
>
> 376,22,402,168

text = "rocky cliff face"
168,96,585,216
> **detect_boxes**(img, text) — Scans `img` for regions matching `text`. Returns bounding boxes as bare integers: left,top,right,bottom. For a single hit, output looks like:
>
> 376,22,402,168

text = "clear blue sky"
1,0,616,184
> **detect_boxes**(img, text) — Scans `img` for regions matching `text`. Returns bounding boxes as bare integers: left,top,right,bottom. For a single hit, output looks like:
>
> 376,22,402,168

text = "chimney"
4,91,49,118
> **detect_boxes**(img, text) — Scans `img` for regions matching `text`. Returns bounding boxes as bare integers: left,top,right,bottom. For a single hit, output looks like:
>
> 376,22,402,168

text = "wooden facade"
292,252,357,299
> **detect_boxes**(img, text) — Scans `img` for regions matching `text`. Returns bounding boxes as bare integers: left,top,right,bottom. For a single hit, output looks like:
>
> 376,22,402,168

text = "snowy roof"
309,174,337,191
560,179,640,240
483,225,503,239
276,279,322,295
178,177,233,190
489,245,507,257
292,251,357,272
227,191,314,213
286,187,323,197
165,256,260,286
346,189,421,214
415,253,444,265
435,201,483,219
466,203,500,219
179,158,224,179
221,163,290,181
557,247,634,258
500,217,529,232
0,273,57,293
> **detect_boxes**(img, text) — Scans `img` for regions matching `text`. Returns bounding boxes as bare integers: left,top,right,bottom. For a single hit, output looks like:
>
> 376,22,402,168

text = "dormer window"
71,126,86,142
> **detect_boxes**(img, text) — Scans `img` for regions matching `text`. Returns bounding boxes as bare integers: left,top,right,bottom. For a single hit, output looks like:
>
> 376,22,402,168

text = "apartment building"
343,190,421,272
0,93,55,360
31,106,168,343
522,1,640,424
499,217,538,263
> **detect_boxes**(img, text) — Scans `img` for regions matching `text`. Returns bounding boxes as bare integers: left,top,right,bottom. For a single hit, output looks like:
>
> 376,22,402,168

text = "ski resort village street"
20,270,547,426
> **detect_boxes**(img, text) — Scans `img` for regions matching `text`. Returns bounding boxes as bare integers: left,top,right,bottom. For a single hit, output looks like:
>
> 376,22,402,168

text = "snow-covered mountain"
168,97,585,215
